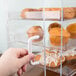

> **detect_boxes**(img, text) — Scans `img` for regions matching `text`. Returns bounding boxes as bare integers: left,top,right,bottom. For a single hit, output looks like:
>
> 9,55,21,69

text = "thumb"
19,53,34,66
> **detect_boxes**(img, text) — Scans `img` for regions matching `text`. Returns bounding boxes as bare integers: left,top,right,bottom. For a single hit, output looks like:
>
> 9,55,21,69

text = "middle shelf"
7,19,76,52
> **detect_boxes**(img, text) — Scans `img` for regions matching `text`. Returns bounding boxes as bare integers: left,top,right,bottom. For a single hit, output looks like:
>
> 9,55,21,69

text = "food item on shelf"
34,49,65,68
67,23,76,39
49,28,70,46
63,8,75,19
21,8,76,20
41,8,61,20
21,8,42,19
21,8,61,20
34,48,76,68
48,22,61,32
21,8,33,19
73,7,76,17
63,48,76,61
27,26,44,42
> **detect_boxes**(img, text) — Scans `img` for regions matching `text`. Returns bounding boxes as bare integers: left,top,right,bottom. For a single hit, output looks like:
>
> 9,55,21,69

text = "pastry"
49,28,70,46
21,8,42,19
73,7,76,17
63,8,75,19
21,8,33,19
34,48,76,68
40,8,61,20
34,49,65,68
48,22,61,32
27,26,44,42
49,8,61,20
67,23,76,39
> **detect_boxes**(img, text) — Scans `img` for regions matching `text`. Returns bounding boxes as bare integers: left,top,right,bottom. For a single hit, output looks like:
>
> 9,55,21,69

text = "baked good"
27,26,44,42
67,23,76,39
73,7,76,17
34,48,76,67
49,28,70,46
63,48,76,61
34,49,65,68
21,8,61,20
63,8,75,19
21,8,42,19
21,8,33,19
48,22,61,32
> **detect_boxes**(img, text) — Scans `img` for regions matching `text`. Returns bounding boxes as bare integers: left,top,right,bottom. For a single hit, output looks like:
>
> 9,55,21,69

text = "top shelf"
8,7,76,22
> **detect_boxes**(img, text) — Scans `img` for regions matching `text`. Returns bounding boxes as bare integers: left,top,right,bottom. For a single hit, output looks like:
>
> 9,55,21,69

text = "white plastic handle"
28,35,40,65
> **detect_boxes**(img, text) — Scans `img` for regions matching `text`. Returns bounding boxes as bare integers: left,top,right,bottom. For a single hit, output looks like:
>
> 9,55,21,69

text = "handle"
28,35,40,65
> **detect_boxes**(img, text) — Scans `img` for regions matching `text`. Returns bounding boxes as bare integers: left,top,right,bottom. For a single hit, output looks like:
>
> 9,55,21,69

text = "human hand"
0,48,34,76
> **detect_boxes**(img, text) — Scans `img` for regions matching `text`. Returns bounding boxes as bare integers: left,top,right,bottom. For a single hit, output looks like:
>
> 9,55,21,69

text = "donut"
27,26,44,42
34,48,76,67
34,49,65,68
63,8,75,19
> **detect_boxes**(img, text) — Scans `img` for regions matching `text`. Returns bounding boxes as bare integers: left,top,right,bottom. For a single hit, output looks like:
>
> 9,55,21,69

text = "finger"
15,48,28,58
19,53,34,66
22,64,27,72
17,69,23,76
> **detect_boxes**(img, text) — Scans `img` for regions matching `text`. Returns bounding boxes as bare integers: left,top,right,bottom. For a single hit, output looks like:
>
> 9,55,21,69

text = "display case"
7,0,76,76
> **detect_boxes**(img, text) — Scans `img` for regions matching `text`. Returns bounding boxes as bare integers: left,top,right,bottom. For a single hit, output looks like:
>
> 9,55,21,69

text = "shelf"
8,35,76,51
8,11,61,21
7,21,76,50
8,9,76,21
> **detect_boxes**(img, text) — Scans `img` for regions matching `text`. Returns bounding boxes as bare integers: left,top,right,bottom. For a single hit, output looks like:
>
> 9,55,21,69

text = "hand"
0,48,34,76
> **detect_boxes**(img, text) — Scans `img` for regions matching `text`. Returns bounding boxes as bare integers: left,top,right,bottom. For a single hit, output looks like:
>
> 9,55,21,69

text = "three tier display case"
7,0,76,76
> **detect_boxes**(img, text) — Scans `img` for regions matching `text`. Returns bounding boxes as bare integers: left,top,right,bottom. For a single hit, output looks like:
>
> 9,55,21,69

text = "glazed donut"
34,49,65,68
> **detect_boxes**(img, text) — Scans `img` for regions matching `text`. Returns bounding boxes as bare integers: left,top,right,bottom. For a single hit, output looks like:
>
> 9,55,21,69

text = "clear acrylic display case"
7,0,76,76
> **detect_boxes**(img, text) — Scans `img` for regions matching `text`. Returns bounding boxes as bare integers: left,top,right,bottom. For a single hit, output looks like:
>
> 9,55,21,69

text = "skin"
0,48,34,76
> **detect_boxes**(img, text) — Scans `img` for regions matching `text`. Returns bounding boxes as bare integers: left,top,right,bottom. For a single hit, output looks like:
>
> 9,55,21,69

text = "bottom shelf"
8,41,76,76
